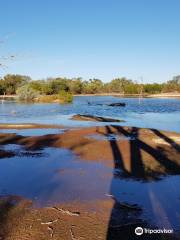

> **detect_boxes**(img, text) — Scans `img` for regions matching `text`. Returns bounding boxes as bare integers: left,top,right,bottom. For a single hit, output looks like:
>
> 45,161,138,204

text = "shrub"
49,78,70,94
58,90,73,103
37,95,57,103
37,92,73,104
16,85,39,102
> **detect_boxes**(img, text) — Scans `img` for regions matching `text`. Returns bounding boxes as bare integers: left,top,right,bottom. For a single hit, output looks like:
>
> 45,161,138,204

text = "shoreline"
73,93,180,98
1,93,180,99
0,123,65,129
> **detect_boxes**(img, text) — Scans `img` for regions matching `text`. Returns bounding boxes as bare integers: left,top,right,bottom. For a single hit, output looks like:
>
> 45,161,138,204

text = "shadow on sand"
0,127,180,239
96,126,180,240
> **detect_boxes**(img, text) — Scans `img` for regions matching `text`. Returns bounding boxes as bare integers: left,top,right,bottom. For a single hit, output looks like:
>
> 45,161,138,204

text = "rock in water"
71,114,125,122
108,103,126,107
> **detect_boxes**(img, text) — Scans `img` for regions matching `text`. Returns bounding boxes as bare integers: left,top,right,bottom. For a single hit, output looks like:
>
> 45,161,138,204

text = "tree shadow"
112,126,180,178
150,129,180,153
0,127,180,239
0,196,27,239
0,196,14,239
101,125,180,240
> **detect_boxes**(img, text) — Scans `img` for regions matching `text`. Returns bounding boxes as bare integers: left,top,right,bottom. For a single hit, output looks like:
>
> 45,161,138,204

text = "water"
110,175,180,230
0,128,66,136
0,96,180,233
0,144,111,206
0,144,179,231
0,96,180,132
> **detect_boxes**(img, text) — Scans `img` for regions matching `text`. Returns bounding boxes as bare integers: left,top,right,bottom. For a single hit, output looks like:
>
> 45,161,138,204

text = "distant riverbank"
74,93,180,98
1,92,180,100
147,93,180,98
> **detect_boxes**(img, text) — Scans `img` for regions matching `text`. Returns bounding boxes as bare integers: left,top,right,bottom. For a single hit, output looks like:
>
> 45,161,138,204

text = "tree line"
0,74,180,96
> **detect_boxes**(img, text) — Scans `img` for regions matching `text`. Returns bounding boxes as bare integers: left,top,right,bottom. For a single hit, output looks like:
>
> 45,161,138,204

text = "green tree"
144,83,163,94
48,78,69,94
0,79,5,94
162,76,180,92
69,78,83,94
29,80,44,93
82,79,103,94
3,74,31,94
109,78,133,93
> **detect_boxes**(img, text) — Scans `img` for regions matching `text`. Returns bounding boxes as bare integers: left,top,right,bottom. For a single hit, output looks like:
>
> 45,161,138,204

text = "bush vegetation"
0,74,180,102
37,95,58,103
58,90,73,103
37,91,73,103
16,84,39,102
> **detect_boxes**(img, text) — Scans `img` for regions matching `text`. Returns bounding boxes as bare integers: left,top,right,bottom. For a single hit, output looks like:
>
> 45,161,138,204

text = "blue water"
0,144,179,231
0,96,180,232
0,96,180,132
0,128,66,136
0,144,111,206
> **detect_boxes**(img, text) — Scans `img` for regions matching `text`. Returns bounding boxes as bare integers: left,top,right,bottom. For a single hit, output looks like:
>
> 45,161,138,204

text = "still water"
0,144,179,231
0,96,180,233
0,96,180,132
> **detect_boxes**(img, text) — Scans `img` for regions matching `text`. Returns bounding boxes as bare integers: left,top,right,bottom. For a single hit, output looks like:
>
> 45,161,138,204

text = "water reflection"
0,144,111,206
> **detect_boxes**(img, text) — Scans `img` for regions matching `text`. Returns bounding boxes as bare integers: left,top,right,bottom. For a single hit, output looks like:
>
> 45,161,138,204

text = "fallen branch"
50,206,80,216
41,219,59,225
70,227,76,240
47,226,54,238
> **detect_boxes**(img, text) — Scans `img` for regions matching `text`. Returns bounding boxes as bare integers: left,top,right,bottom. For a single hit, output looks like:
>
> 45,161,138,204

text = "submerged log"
107,103,126,107
71,114,124,122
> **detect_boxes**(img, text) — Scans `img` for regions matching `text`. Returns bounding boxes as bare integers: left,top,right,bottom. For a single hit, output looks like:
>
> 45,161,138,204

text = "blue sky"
0,0,180,82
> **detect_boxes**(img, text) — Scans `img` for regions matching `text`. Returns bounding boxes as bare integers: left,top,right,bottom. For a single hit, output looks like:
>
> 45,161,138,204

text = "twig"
48,206,80,216
47,226,54,238
41,219,58,225
70,227,76,240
